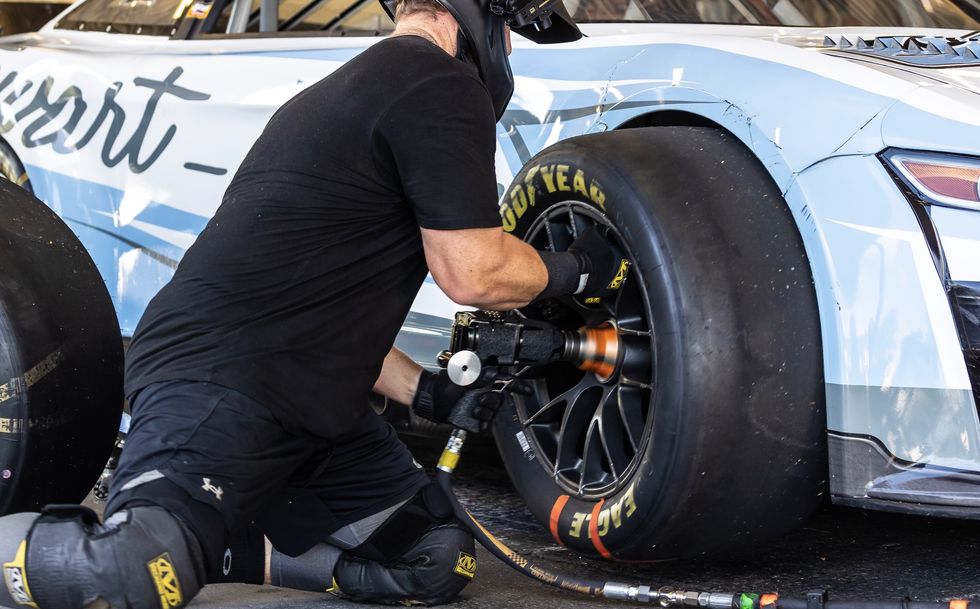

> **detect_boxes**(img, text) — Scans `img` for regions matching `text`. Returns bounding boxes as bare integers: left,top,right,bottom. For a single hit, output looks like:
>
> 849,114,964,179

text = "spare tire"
0,178,123,513
494,127,825,560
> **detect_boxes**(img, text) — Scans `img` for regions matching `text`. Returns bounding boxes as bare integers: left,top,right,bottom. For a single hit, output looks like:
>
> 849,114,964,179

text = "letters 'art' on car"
0,0,978,559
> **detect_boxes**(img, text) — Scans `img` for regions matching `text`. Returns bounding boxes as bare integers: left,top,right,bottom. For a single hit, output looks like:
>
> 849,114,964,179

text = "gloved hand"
567,226,630,301
411,368,532,433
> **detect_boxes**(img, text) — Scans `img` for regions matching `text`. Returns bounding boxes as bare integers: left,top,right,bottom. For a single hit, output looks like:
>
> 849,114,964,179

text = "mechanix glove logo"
3,541,37,607
147,552,183,609
454,552,477,579
607,259,630,290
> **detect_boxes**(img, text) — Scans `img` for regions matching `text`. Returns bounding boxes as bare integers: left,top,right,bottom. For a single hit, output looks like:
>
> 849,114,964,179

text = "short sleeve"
376,73,502,230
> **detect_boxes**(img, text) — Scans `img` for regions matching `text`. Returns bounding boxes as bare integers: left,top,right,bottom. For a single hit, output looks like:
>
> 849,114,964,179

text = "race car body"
0,0,978,554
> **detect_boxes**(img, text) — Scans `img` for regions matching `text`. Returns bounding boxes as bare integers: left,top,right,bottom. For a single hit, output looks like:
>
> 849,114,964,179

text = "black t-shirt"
124,36,501,440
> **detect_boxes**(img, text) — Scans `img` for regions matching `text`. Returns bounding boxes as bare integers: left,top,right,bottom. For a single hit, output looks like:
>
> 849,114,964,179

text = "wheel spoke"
617,326,651,337
543,216,555,252
598,387,630,476
551,218,574,252
617,385,647,454
524,373,598,426
542,206,578,251
568,207,594,241
554,384,602,478
619,335,654,386
579,419,609,493
619,376,653,390
614,271,647,331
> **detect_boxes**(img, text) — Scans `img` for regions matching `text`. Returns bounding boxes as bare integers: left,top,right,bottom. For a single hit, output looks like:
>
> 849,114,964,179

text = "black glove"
412,368,531,433
567,226,630,301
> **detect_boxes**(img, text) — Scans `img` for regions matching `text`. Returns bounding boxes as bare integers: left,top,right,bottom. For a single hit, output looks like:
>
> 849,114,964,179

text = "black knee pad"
21,505,206,609
333,520,476,606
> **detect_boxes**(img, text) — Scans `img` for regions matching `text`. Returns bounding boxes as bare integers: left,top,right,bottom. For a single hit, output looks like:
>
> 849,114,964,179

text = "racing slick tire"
0,178,123,514
494,126,825,560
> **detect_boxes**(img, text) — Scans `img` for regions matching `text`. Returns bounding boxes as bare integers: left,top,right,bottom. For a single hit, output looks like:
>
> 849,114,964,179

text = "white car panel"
0,11,978,513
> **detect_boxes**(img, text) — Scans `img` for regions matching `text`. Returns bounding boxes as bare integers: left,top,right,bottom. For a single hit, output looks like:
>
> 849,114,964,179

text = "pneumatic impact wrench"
436,310,621,385
433,310,975,608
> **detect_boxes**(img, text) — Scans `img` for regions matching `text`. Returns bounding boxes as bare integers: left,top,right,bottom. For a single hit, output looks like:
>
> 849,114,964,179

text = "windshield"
56,0,185,34
567,0,980,29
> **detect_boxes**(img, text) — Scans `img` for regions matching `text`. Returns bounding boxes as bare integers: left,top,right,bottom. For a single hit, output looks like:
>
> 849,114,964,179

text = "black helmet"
381,0,581,120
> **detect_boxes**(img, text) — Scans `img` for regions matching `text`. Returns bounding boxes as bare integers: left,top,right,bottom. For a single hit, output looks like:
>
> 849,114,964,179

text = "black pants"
106,380,430,564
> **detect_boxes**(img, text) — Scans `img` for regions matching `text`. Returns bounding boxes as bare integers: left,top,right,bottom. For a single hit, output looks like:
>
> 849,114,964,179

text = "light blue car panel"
0,15,978,513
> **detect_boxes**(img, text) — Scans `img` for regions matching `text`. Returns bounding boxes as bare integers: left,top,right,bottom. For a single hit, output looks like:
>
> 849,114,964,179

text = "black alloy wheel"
519,202,654,500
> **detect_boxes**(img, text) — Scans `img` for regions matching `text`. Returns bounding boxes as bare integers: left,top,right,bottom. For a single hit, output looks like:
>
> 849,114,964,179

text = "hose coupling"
603,582,653,603
437,428,468,474
655,589,737,609
700,593,737,609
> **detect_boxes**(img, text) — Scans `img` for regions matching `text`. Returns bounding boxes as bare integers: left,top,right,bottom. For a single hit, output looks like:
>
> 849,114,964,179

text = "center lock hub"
442,311,623,384
562,322,621,382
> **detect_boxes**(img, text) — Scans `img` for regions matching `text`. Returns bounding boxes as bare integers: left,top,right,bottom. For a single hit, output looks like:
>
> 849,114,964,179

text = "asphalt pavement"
86,435,980,609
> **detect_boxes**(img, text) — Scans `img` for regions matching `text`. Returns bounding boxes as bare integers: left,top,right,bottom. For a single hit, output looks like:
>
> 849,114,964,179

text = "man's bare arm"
421,226,548,310
372,347,424,406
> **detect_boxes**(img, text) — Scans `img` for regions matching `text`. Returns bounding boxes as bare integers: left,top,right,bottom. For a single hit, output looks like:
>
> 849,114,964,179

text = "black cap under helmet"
381,0,581,121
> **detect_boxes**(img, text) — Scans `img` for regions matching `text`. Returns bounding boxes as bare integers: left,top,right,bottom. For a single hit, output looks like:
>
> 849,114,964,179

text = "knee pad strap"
25,505,205,609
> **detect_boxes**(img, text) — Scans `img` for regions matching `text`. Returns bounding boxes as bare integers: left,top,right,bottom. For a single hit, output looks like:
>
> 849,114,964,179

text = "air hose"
435,428,973,609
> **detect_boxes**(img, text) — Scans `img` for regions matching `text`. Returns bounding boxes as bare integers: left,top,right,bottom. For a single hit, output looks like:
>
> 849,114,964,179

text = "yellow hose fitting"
437,429,468,473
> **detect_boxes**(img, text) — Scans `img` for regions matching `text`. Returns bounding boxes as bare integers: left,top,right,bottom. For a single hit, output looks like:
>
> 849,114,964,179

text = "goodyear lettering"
566,484,638,539
590,182,606,210
498,164,609,233
523,166,539,208
454,552,477,579
573,169,588,197
510,184,528,217
556,164,570,191
539,164,557,192
501,204,517,232
147,553,183,609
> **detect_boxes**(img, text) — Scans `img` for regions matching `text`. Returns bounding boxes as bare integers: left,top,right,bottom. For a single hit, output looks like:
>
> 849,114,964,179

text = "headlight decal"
883,149,980,212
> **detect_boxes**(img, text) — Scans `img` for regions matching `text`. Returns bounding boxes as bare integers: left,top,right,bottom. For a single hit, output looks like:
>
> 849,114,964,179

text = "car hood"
816,31,980,98
578,23,980,97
